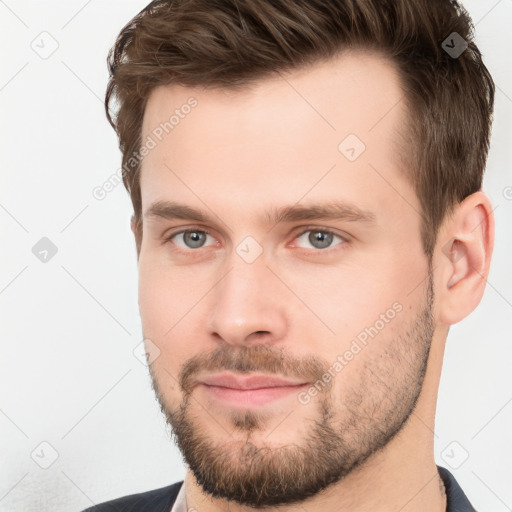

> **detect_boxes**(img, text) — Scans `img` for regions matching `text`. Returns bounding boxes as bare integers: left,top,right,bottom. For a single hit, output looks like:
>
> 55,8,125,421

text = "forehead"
139,51,413,225
141,51,405,144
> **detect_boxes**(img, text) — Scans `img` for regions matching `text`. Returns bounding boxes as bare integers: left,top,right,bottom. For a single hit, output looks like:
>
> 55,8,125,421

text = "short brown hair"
105,0,494,256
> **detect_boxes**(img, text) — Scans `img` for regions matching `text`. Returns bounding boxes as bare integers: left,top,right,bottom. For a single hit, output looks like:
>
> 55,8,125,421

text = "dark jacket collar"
438,465,477,511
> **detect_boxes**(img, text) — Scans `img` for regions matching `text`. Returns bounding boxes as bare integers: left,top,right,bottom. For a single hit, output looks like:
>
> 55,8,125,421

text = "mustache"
179,344,330,395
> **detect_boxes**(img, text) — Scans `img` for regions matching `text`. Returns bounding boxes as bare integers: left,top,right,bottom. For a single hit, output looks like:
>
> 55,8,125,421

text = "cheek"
138,254,202,332
277,253,425,370
277,259,409,334
138,260,203,385
138,267,173,335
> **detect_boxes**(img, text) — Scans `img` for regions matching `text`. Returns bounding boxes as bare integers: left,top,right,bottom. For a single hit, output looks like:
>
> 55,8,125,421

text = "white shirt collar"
170,476,187,512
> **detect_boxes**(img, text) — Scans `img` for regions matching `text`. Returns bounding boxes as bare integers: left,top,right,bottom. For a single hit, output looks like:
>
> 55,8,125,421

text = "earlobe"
437,192,494,325
130,214,136,235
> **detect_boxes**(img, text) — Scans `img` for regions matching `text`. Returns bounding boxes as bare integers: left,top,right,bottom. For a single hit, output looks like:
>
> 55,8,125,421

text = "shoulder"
80,480,184,512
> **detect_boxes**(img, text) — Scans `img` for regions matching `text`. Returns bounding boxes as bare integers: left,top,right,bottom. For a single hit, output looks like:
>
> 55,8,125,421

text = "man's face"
137,52,435,507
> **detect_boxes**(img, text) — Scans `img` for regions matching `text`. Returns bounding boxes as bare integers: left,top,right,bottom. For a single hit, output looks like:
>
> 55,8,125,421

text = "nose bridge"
207,250,286,346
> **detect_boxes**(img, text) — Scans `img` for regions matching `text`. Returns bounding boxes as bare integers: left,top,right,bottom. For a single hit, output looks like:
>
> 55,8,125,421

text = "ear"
130,214,137,236
435,191,494,325
130,214,141,260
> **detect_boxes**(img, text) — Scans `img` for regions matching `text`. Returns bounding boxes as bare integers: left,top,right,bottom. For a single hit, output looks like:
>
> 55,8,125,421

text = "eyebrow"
143,200,376,227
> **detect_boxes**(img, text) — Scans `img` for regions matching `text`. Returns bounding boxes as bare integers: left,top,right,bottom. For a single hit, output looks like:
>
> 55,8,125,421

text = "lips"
198,372,308,390
197,372,310,407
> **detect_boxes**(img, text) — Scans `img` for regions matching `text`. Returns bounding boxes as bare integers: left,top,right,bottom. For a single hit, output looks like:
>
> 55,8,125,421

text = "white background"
1,1,511,510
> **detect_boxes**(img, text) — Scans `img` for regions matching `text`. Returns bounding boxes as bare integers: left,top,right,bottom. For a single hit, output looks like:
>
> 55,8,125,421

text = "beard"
148,272,434,508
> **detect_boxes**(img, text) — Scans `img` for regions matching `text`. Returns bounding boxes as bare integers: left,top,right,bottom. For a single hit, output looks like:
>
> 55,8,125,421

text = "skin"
133,51,494,512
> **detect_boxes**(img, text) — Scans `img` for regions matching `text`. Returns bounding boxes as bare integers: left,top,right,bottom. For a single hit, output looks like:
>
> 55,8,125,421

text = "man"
84,0,495,510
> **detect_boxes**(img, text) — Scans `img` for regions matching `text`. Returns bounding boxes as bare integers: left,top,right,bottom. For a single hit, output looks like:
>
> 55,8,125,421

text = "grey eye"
295,230,343,250
308,231,334,249
182,230,208,248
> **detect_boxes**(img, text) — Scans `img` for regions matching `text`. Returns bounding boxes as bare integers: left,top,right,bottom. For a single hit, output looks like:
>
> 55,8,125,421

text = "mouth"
196,373,310,407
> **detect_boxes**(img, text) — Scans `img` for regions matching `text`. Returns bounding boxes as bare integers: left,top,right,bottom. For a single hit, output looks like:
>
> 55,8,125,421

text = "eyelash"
163,226,349,255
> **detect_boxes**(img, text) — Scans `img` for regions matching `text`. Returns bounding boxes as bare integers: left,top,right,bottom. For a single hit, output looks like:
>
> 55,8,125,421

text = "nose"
206,254,288,347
